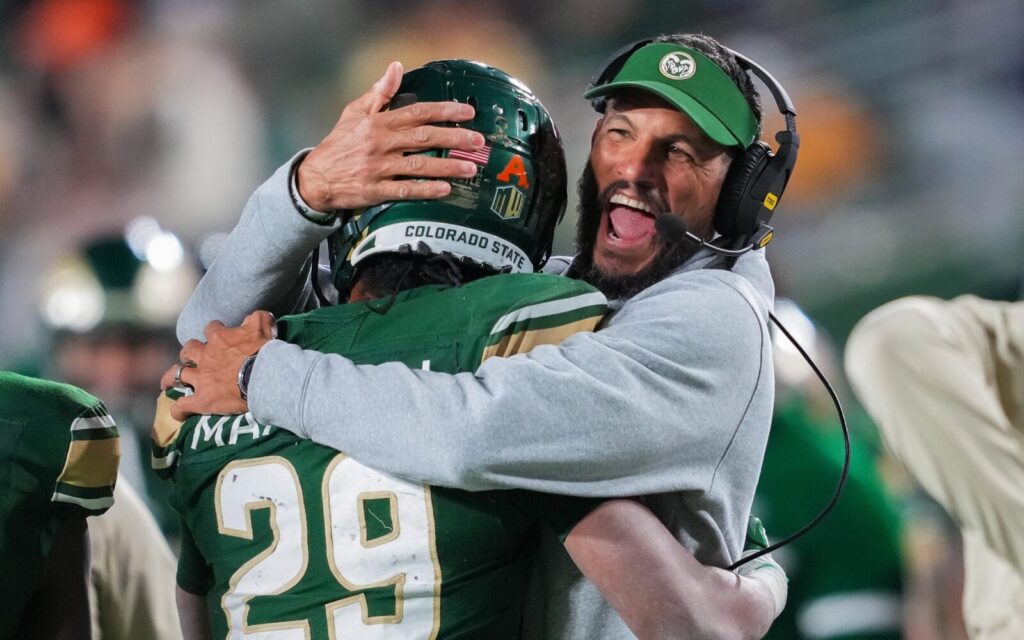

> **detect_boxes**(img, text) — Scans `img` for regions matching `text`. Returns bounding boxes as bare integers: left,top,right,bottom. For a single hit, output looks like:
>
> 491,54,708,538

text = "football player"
0,371,119,639
156,60,785,639
38,229,200,538
37,231,193,640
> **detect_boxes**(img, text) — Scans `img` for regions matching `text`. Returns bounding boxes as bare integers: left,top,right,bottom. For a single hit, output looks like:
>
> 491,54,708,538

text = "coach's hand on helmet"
161,311,277,421
296,61,486,212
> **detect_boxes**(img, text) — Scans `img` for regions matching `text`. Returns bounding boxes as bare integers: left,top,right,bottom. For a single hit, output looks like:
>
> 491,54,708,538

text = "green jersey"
0,372,119,638
153,273,607,639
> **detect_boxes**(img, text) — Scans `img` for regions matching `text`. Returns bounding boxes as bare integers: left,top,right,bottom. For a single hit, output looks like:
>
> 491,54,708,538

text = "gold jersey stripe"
152,392,184,448
56,438,120,489
488,292,607,335
481,316,604,362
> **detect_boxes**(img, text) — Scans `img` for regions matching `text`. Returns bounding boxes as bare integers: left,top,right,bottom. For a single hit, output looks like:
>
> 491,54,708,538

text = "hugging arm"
564,500,782,640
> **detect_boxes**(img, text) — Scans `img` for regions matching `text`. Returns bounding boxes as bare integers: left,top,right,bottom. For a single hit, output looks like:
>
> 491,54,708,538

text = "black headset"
588,39,800,251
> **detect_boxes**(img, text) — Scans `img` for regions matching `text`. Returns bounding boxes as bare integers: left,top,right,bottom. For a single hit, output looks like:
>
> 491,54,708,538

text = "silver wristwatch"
237,353,258,401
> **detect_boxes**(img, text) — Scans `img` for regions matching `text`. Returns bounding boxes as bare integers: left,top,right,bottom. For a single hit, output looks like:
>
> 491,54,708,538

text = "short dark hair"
653,33,763,137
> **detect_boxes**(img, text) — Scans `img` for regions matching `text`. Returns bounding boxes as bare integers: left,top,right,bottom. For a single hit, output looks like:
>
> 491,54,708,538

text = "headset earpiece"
715,51,799,246
715,141,771,238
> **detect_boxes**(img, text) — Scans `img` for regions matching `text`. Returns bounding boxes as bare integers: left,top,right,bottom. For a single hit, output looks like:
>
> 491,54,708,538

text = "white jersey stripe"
52,492,115,512
489,292,607,335
70,412,116,432
151,450,179,471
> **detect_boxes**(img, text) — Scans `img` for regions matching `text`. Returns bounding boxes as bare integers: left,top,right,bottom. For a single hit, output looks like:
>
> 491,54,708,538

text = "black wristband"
288,152,339,226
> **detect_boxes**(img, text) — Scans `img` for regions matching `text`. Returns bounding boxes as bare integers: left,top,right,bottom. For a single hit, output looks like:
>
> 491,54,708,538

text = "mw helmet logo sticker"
491,185,525,220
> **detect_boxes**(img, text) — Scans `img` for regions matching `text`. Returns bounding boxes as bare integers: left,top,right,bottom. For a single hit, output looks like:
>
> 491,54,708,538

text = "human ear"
591,116,604,145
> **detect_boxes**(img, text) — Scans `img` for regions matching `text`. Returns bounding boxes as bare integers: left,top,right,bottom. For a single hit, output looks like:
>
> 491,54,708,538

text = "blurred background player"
35,227,192,639
0,371,118,639
846,295,1024,639
37,224,199,536
0,2,246,636
0,0,265,368
755,299,905,640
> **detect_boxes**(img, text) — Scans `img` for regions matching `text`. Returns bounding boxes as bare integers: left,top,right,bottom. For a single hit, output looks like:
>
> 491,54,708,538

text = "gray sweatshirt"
178,154,776,639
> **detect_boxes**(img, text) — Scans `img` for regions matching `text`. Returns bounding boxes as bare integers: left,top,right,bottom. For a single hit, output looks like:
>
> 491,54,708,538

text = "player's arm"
176,587,213,640
171,516,215,640
563,500,784,640
16,516,92,640
177,63,481,343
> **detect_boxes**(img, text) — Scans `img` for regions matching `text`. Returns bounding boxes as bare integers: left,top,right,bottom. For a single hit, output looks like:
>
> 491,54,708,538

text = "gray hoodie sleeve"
248,264,774,497
176,152,339,344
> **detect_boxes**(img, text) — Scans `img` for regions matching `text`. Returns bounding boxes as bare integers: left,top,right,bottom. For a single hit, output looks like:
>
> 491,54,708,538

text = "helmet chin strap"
328,203,396,296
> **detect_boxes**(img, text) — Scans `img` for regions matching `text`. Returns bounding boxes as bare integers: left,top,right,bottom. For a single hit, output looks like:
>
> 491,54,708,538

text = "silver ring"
174,361,195,388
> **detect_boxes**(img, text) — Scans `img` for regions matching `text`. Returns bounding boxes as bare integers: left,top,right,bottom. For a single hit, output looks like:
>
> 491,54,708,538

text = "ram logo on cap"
659,52,696,80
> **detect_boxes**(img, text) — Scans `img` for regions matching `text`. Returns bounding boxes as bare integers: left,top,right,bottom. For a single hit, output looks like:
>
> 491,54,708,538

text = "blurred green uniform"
757,399,904,640
0,372,119,637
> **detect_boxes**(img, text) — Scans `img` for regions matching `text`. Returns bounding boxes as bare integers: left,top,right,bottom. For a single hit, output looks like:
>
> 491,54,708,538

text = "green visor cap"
584,43,758,148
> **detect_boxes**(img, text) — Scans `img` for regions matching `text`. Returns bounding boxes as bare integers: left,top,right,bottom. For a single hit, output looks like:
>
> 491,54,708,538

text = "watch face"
238,354,257,400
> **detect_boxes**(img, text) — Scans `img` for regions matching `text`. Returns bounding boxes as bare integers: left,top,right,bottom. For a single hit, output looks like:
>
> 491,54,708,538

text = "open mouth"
606,193,656,243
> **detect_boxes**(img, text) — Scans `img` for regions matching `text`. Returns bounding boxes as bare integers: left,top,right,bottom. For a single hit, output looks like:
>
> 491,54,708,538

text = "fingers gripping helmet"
328,60,567,295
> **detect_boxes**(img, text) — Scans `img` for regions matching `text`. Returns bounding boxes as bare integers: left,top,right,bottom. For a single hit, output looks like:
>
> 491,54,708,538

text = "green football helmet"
328,59,567,295
38,220,200,336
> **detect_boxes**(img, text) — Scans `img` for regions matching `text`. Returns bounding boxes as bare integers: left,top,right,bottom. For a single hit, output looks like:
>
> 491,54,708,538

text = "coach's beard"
573,163,700,300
